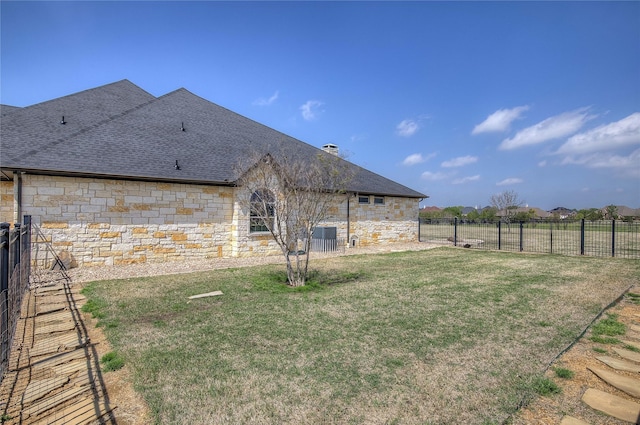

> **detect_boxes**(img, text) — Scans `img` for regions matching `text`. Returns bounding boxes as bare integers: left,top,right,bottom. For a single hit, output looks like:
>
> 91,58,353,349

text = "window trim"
358,195,370,204
373,196,385,205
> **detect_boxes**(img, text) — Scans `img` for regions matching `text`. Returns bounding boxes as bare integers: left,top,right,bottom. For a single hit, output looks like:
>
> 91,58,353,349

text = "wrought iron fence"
419,218,640,259
1,216,32,383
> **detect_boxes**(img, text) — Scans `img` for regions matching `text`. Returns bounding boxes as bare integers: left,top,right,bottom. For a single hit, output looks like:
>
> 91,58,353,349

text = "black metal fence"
419,218,640,259
1,216,32,383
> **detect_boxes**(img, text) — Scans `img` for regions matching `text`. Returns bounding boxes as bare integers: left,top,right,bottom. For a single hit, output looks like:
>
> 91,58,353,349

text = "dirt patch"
80,305,152,425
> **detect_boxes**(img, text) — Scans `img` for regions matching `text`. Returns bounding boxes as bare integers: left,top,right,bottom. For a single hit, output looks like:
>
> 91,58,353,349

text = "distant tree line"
420,192,636,223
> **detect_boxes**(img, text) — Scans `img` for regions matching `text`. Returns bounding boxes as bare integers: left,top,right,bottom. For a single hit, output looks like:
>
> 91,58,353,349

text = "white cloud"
538,160,547,167
496,178,523,186
561,148,640,178
472,105,529,135
441,155,478,168
499,107,594,150
252,90,279,106
396,119,420,137
452,175,480,184
403,153,424,166
402,152,436,166
300,100,324,121
556,113,640,155
421,171,447,181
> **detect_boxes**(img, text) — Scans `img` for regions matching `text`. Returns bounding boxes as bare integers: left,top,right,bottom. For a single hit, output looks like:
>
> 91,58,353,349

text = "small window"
374,197,385,205
250,189,275,233
358,196,370,204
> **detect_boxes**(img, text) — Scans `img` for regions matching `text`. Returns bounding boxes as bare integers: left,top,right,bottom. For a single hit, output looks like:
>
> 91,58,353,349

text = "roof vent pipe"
322,143,339,156
60,116,66,125
181,122,185,132
175,160,181,170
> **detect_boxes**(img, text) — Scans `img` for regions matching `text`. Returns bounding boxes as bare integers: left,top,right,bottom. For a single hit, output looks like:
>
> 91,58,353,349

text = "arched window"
250,189,275,233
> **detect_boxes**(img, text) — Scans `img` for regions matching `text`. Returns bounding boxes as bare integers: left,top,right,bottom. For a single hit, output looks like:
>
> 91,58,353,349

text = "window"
250,189,274,233
358,196,370,204
374,197,385,205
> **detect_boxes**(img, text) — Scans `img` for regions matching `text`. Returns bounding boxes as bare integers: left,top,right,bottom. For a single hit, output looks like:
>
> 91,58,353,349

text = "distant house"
496,207,550,219
549,207,576,219
601,205,640,220
1,80,426,266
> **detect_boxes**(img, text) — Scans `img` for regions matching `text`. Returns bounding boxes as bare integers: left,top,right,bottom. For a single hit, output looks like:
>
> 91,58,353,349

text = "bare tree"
236,144,352,286
490,190,524,231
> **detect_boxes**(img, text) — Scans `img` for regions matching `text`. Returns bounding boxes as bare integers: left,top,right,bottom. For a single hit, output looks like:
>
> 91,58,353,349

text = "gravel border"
65,242,441,284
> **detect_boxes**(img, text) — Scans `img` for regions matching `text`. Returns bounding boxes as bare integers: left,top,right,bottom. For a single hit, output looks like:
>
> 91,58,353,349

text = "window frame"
358,195,370,204
249,189,275,233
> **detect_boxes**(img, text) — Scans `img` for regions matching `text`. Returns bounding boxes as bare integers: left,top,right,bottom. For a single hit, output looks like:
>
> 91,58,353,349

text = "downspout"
346,192,350,247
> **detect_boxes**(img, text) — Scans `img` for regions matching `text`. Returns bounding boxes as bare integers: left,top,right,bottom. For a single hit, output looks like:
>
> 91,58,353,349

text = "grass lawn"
81,247,640,425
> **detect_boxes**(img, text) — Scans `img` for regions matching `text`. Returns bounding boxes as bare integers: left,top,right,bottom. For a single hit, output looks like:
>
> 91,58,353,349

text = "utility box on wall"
311,226,337,252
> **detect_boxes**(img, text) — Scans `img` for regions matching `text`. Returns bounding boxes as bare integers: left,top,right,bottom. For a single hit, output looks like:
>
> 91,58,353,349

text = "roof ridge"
13,79,152,109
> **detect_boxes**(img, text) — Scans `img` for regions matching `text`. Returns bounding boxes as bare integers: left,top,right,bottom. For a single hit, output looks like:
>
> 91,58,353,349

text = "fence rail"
1,216,32,385
419,218,640,259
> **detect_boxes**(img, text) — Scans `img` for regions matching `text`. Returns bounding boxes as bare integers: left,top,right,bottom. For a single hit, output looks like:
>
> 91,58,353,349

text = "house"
548,207,576,219
1,80,427,266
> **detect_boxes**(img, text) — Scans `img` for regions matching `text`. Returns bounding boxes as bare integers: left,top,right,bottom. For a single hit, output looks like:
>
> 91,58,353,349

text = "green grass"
81,247,640,425
100,351,125,372
552,367,574,379
589,313,626,345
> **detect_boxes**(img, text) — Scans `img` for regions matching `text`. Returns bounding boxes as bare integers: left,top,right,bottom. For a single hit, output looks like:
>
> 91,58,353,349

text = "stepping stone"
34,310,75,325
36,303,67,315
188,290,223,299
582,388,640,423
22,385,90,418
35,321,76,336
30,333,88,357
614,347,640,364
44,399,116,425
622,340,640,351
588,366,640,398
22,375,70,404
32,349,87,370
597,356,640,373
35,286,64,293
560,417,591,425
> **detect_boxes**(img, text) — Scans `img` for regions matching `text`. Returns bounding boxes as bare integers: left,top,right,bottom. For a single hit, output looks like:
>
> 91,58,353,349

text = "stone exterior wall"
320,194,420,248
6,174,420,267
21,174,235,267
0,180,14,224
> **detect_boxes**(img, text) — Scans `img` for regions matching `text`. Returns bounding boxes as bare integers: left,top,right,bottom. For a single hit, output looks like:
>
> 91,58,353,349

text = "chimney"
322,143,339,156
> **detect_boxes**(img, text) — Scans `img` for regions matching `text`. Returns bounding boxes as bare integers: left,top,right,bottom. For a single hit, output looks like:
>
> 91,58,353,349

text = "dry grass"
421,221,640,258
81,247,640,425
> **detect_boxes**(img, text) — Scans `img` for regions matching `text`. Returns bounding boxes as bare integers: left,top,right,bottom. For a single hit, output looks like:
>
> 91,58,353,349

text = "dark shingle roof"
1,81,426,199
1,105,22,116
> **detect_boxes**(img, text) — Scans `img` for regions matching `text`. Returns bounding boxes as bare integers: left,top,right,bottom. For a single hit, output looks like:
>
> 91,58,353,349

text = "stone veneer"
4,175,420,267
18,174,237,267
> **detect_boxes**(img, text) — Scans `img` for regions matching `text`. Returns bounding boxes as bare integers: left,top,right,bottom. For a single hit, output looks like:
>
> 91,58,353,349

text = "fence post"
498,221,502,250
1,222,9,366
611,219,616,258
10,224,20,283
550,221,553,254
580,219,585,255
417,218,421,242
22,215,31,286
454,217,458,246
519,222,524,252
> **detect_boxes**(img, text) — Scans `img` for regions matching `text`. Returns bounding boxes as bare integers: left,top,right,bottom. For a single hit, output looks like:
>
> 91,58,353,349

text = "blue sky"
1,1,639,210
